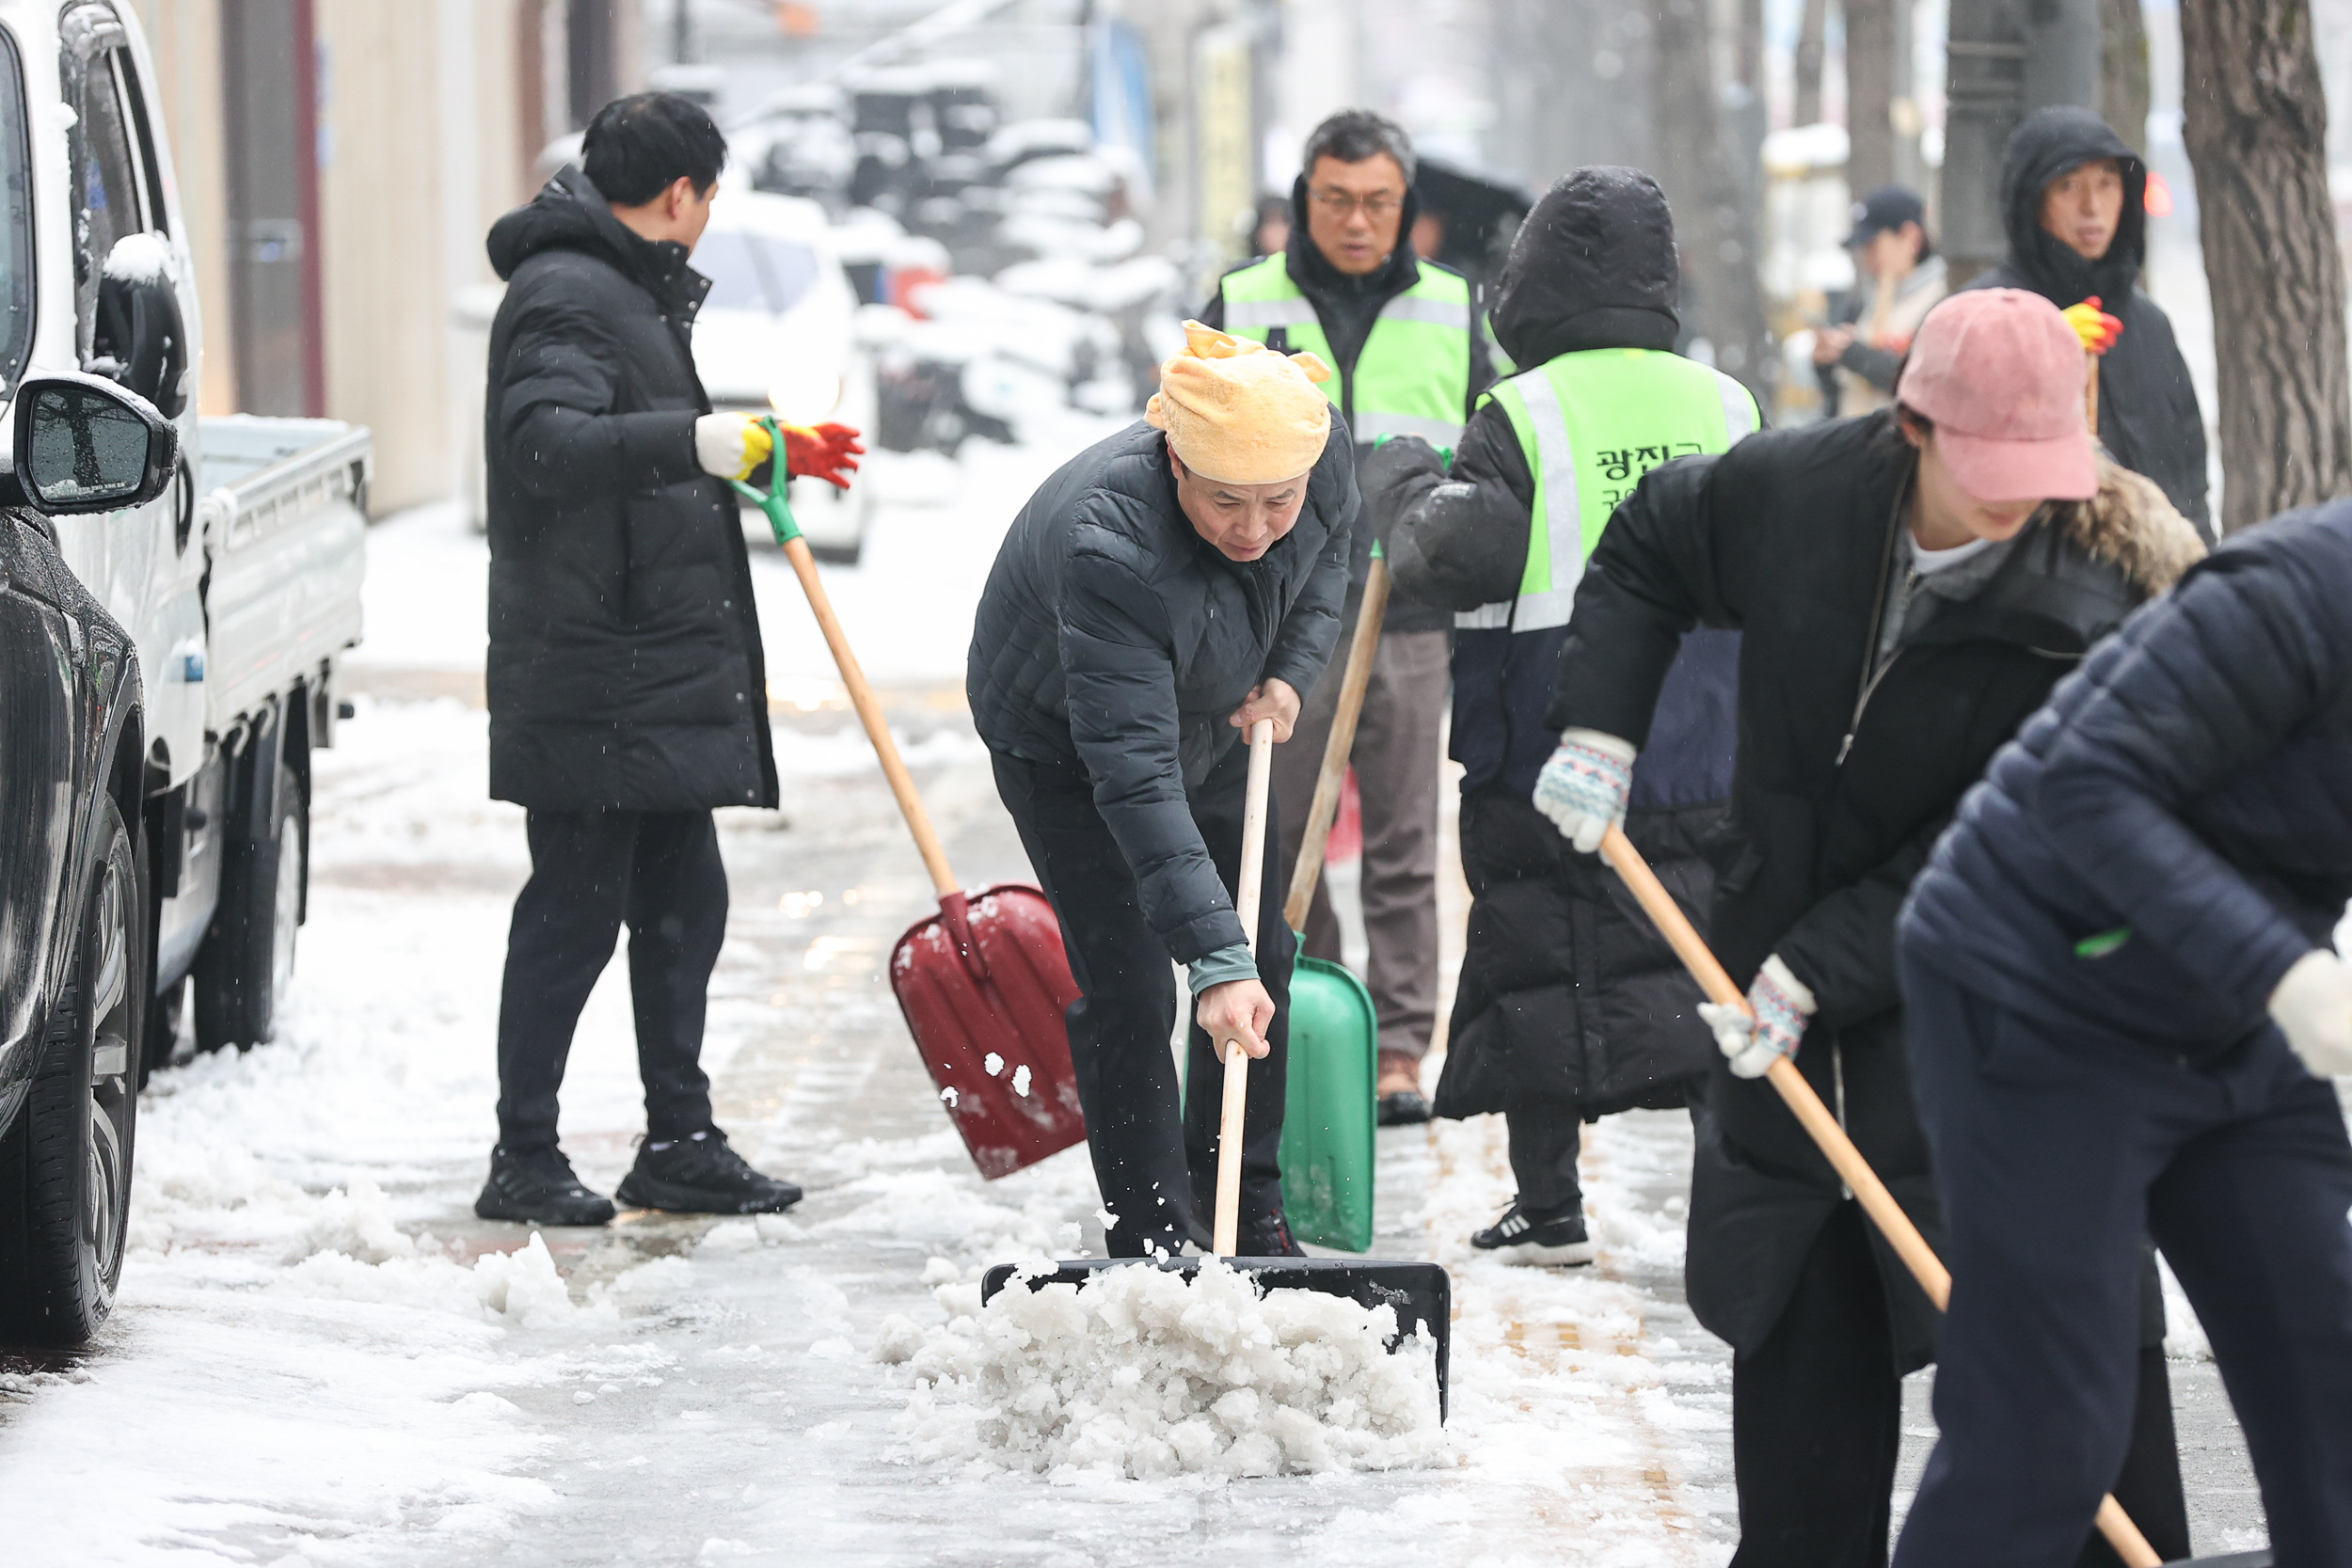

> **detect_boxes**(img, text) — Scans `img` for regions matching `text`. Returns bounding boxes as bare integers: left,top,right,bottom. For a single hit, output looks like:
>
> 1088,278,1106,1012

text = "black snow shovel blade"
979,1257,1453,1421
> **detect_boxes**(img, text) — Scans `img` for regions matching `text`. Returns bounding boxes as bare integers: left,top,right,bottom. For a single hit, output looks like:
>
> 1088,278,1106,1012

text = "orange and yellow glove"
779,420,866,491
2062,297,2125,356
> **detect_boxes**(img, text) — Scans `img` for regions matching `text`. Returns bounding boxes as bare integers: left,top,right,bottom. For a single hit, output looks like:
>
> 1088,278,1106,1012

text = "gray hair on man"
1301,109,1415,180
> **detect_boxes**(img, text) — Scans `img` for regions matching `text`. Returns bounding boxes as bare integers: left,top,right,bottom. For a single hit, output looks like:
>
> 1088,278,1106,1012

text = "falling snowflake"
983,1053,1005,1076
1011,1064,1031,1097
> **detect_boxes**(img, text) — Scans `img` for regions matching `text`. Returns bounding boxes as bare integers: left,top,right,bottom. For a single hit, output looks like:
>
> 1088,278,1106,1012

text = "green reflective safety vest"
1216,252,1474,449
1458,349,1761,633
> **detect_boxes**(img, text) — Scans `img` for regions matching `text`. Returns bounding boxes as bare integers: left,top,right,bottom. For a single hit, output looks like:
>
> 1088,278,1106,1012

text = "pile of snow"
882,1259,1448,1480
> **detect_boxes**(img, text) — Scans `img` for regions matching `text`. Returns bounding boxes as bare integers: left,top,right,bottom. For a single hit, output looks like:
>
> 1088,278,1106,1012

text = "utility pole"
1941,0,2101,284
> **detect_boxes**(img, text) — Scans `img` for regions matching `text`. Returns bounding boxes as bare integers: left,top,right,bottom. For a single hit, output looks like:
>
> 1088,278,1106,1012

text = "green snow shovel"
1273,551,1391,1254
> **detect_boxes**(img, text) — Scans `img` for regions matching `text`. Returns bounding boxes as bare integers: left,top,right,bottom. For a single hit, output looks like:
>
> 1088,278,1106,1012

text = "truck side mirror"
10,372,180,515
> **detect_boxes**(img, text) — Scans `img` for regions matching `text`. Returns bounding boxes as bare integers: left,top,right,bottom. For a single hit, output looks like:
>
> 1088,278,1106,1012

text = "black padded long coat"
483,166,776,813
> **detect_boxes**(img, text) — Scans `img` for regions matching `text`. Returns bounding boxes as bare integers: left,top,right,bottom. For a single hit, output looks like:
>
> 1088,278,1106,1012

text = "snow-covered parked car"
692,191,879,564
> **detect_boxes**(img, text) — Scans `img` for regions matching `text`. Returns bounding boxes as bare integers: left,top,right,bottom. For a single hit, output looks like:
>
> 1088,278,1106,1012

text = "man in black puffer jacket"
1964,105,2211,539
1535,289,2206,1565
970,326,1352,1258
1362,166,1756,1266
478,95,850,1227
1894,499,2352,1565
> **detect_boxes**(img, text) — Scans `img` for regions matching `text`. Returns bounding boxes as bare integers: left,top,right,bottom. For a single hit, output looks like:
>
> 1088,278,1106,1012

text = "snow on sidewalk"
0,431,1746,1563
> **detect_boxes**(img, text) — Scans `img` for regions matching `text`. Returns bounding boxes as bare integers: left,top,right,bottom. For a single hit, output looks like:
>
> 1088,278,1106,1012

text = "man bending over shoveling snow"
966,324,1355,1258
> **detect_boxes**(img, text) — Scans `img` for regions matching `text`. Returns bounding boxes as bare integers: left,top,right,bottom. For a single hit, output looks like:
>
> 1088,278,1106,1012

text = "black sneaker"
1377,1086,1432,1126
474,1145,616,1227
1376,1055,1432,1126
614,1129,803,1215
1238,1212,1309,1258
1470,1200,1596,1266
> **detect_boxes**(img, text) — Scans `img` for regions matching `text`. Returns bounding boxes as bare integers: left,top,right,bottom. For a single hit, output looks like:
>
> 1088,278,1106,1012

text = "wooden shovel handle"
1213,720,1276,1258
1598,825,2162,1568
781,534,961,900
1284,558,1391,929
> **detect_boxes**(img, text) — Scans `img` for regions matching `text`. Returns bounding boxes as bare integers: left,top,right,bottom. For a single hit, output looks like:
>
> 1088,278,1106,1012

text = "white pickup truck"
0,1,367,1341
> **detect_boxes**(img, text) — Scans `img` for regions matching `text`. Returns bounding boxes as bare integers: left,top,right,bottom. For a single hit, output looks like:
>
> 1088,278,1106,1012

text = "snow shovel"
1273,554,1391,1253
983,721,1454,1418
1601,824,2167,1568
731,434,1087,1180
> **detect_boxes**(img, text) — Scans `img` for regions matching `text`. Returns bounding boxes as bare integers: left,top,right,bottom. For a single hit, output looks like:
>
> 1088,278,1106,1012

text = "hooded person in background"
1966,105,2211,539
1201,110,1494,1124
967,325,1354,1259
1531,288,2205,1566
1359,166,1758,1266
478,93,862,1227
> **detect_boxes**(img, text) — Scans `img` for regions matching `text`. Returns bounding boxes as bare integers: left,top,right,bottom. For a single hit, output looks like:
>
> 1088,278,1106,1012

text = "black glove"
1357,435,1449,551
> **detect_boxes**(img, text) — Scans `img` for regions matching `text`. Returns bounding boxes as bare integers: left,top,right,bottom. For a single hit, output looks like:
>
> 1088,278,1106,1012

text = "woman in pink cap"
1529,287,2206,1564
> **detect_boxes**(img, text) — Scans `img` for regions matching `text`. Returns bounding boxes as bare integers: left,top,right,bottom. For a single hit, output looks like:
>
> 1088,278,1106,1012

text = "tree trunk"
1844,0,1894,195
2180,0,2352,534
1654,0,1776,404
2100,0,2150,154
1794,0,1828,125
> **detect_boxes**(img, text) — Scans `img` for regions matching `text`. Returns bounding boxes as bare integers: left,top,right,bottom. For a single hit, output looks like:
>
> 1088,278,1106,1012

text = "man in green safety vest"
1200,110,1495,1124
1362,166,1757,1268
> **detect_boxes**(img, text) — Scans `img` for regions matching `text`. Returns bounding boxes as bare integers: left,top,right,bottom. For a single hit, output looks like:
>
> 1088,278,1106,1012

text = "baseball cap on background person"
1846,184,1928,248
1895,288,2096,502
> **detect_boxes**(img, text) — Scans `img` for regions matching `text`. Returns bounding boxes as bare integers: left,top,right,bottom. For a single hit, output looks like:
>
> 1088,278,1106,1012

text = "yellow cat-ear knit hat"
1145,321,1333,484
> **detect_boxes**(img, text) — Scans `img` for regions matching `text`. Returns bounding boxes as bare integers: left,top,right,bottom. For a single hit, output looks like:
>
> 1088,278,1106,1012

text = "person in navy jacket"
1893,499,2352,1566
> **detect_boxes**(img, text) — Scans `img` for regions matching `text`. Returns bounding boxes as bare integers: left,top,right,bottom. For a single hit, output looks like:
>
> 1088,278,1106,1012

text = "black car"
0,373,182,1345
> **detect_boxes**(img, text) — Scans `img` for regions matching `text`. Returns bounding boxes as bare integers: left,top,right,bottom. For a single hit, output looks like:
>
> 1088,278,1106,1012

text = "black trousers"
495,809,725,1152
1731,1202,2188,1568
1505,1105,1583,1212
992,742,1295,1258
1895,956,2352,1568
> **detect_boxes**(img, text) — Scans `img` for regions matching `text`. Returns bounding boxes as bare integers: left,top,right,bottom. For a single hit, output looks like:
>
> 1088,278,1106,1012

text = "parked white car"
693,191,879,563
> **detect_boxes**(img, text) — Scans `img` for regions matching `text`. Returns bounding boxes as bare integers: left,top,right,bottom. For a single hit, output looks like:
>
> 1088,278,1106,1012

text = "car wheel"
193,758,305,1053
0,794,145,1343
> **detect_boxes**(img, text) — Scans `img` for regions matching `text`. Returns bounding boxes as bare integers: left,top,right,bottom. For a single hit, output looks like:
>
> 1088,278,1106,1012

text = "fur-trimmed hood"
2050,455,2206,596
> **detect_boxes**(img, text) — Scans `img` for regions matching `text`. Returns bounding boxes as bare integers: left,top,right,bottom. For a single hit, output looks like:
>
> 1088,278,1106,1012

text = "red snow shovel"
982,721,1454,1419
733,437,1086,1180
1601,825,2167,1567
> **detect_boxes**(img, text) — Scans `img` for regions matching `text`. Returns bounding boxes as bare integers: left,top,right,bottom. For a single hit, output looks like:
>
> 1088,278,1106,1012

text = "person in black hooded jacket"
1963,105,2211,539
1359,166,1756,1266
477,95,852,1227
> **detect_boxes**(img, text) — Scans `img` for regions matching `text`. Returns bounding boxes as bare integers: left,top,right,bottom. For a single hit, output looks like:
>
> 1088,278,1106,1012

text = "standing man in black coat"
1534,289,2205,1565
969,325,1353,1258
1965,105,2211,539
477,94,860,1227
1894,503,2352,1565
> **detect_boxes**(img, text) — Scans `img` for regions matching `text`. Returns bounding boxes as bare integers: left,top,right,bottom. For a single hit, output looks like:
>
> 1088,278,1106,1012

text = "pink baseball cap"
1894,288,2096,502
